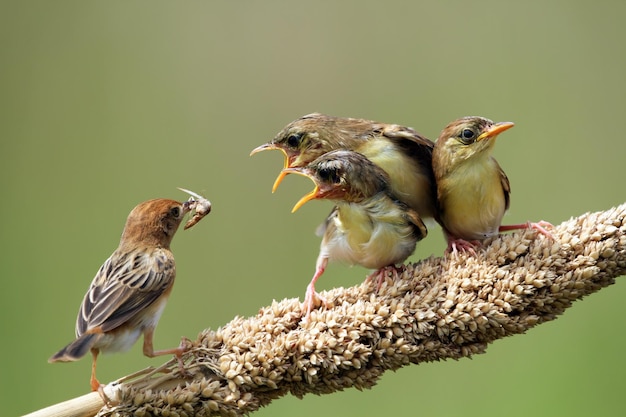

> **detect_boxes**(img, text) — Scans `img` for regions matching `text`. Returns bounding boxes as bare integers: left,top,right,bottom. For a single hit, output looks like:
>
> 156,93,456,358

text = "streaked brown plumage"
251,113,437,221
48,198,205,392
284,150,427,321
432,116,551,253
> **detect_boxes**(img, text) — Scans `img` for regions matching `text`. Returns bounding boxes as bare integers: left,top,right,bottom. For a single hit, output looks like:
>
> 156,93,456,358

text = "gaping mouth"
280,168,319,213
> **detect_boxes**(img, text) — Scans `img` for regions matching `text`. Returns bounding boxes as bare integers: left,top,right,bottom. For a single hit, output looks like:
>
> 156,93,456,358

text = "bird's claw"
174,337,193,378
446,238,479,256
301,284,330,324
367,265,405,292
178,188,211,230
499,220,555,240
97,383,120,407
529,220,555,240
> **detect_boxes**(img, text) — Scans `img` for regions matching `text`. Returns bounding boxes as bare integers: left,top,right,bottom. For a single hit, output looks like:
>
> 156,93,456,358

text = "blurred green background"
2,1,625,416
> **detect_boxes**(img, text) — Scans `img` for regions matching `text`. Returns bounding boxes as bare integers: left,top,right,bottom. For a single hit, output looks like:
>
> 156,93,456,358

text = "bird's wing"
315,206,339,237
75,249,175,335
493,157,511,211
403,205,428,241
381,124,436,187
380,124,434,150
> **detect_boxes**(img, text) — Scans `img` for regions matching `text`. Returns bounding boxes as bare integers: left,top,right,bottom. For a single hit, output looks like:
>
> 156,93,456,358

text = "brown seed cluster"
100,204,626,417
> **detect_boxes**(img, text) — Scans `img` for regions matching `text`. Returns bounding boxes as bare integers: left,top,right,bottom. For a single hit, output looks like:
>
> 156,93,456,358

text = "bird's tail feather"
48,333,99,363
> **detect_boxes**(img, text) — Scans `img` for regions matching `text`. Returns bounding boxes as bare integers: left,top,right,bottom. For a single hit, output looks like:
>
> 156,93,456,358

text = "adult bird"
49,196,211,392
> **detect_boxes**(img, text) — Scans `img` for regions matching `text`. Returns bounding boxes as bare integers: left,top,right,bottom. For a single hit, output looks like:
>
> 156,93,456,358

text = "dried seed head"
103,204,625,417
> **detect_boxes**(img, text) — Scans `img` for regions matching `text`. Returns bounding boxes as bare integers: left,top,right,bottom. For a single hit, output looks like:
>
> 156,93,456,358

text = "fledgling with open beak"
283,150,428,321
251,113,437,221
49,194,211,394
432,116,552,253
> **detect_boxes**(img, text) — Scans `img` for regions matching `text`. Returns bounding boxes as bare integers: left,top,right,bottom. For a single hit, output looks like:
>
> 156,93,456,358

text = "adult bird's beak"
476,122,515,141
281,168,319,213
178,187,201,214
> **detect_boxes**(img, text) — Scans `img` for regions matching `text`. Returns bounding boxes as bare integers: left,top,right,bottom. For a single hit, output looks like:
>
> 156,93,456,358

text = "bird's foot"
367,265,405,292
446,238,480,256
301,284,330,324
146,337,193,378
499,220,555,240
173,337,193,378
95,382,120,407
529,220,555,240
90,375,101,393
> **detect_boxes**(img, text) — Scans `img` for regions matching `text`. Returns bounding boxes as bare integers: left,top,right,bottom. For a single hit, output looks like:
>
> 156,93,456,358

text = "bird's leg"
89,348,101,392
143,329,191,376
302,256,330,322
90,348,117,406
499,220,554,239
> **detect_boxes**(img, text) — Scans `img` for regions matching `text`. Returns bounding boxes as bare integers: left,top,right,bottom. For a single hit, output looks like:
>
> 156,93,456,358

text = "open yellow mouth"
272,169,289,193
291,185,319,213
280,168,319,213
250,143,292,193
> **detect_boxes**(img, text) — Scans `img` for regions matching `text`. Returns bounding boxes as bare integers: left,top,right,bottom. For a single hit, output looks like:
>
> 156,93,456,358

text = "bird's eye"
286,133,303,148
318,167,341,184
170,206,181,217
460,128,475,144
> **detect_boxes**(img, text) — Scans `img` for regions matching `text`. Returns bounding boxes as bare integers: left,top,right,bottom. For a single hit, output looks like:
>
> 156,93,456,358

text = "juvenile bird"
251,113,437,221
49,197,210,392
432,116,551,253
283,150,428,320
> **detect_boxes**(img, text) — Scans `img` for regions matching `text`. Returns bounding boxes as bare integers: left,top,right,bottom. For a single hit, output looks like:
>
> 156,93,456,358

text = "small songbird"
251,113,437,221
49,198,208,392
283,150,428,320
432,116,551,253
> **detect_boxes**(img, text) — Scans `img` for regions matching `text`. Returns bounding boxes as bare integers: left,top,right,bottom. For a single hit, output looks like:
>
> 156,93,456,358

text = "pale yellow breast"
438,157,506,240
324,199,417,269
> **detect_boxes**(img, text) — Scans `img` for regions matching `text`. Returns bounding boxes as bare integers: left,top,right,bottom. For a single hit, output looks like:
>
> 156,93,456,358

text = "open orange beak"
281,168,319,213
272,170,289,194
476,121,515,141
250,143,292,193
